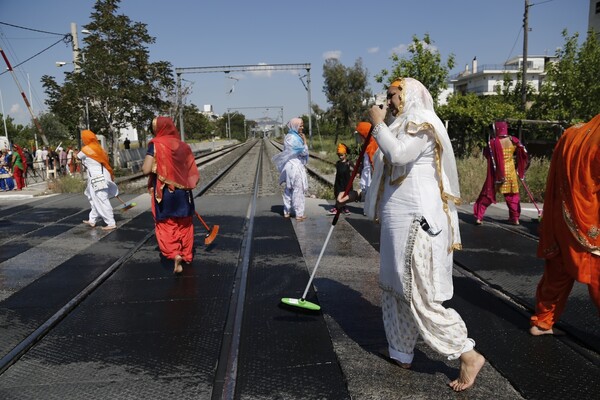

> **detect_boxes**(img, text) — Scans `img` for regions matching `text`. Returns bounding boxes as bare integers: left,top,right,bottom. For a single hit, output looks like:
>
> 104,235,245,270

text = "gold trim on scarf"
563,201,600,254
390,78,405,115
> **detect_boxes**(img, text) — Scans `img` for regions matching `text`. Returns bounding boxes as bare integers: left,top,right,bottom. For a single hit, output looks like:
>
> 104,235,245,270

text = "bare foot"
82,220,95,227
449,349,485,392
529,325,565,336
173,255,183,274
395,361,412,369
101,225,116,231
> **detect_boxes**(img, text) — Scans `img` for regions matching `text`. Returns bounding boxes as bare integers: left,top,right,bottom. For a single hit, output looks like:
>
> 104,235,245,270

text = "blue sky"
0,0,591,128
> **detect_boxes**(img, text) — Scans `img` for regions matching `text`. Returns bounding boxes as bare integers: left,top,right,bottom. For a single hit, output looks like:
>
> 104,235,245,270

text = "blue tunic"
147,143,195,221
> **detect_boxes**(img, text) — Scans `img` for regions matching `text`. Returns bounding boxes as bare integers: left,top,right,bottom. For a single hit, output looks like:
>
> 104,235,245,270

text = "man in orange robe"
530,114,600,335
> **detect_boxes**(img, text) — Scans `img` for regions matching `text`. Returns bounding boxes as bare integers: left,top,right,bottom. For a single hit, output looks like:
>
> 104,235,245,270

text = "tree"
437,93,522,157
376,34,455,106
42,0,175,165
322,58,370,143
530,29,600,124
214,112,247,140
182,104,214,141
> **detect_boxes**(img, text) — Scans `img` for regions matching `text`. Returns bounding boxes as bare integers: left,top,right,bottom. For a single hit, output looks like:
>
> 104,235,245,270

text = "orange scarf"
81,130,114,179
148,116,200,202
356,122,378,165
538,114,600,258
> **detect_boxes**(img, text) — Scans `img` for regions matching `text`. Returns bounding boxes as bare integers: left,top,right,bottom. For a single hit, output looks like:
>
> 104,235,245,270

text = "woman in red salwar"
11,143,27,190
142,116,200,274
473,121,529,225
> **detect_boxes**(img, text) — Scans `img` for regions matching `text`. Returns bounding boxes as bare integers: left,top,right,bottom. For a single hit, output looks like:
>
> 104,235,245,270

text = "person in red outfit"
530,114,600,335
473,121,529,225
11,143,27,190
142,116,200,274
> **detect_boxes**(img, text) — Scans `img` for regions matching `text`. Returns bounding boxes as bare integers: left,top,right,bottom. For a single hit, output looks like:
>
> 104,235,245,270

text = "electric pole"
521,0,529,112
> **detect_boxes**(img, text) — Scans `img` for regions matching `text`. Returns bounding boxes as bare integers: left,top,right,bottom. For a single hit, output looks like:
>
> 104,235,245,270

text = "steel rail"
0,140,259,376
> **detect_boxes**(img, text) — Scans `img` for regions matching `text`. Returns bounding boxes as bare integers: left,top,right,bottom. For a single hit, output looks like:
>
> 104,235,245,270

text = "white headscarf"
366,77,461,250
272,117,308,173
399,78,460,201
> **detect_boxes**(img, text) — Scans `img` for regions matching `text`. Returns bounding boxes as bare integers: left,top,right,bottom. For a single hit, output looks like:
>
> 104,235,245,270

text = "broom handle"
332,129,373,226
302,129,373,300
194,211,211,231
519,177,542,215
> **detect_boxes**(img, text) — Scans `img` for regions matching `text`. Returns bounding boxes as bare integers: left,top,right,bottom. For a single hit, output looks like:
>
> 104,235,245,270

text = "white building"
450,55,556,97
201,104,219,121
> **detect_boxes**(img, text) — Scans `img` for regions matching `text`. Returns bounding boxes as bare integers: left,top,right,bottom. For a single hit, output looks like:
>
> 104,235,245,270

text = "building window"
596,1,600,14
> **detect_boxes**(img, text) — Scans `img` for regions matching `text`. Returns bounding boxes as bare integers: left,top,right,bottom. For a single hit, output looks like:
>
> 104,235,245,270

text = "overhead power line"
0,35,71,77
0,21,66,36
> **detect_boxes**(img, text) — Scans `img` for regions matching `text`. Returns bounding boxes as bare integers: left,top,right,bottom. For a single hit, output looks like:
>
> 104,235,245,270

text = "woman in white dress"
272,118,309,221
338,78,485,392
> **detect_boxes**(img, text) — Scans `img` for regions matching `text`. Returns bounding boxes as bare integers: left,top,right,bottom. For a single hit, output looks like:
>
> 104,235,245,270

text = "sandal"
82,220,96,227
296,216,307,221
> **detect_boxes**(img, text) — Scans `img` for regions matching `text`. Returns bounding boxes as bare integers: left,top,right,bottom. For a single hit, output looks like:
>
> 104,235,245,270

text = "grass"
456,155,549,204
48,175,87,193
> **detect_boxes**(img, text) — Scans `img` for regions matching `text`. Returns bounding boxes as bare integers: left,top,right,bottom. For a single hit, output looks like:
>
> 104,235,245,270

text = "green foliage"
456,155,487,203
49,175,87,193
520,157,551,202
0,114,29,148
529,29,600,124
322,58,370,142
42,0,176,158
376,34,455,106
182,104,215,140
213,112,247,140
437,94,523,157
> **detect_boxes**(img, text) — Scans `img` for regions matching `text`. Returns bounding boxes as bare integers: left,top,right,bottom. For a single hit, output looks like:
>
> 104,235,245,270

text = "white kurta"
358,153,372,192
364,78,471,364
373,119,454,302
78,151,118,227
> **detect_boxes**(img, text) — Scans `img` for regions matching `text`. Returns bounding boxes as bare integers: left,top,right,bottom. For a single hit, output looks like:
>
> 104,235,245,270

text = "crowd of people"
0,143,85,192
275,77,597,392
2,80,596,394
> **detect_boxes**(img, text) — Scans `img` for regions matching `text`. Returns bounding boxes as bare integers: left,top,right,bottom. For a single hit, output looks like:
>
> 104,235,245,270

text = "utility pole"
521,0,529,112
0,47,49,146
71,23,81,72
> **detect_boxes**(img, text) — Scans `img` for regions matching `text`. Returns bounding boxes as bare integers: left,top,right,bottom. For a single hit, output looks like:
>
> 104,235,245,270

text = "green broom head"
281,297,321,311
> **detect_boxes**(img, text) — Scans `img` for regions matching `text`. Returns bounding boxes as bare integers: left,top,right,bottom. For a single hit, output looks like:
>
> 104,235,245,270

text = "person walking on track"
530,114,600,336
337,77,485,392
78,130,118,231
473,120,529,225
272,117,309,221
142,116,200,274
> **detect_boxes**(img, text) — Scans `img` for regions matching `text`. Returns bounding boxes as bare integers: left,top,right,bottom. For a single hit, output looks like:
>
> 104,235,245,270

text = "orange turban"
337,143,348,154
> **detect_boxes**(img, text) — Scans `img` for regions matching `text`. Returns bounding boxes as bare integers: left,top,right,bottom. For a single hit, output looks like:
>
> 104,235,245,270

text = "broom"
281,125,374,311
194,211,219,245
114,195,136,211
